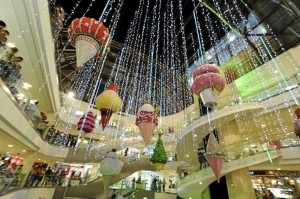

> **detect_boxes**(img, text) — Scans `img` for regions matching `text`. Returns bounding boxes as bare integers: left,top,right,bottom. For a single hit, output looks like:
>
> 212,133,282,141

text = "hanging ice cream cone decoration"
136,102,159,145
206,132,224,183
68,17,111,68
103,175,114,190
191,63,226,107
77,111,96,133
95,83,122,130
100,108,113,130
100,151,124,190
207,157,224,183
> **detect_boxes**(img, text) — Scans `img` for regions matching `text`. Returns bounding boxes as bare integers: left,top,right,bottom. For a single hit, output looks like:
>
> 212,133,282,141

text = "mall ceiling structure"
40,0,300,157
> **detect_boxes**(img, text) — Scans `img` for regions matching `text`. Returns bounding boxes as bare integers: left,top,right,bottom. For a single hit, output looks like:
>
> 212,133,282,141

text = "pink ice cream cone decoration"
207,157,224,183
68,17,111,68
77,111,96,133
136,102,158,146
191,63,226,107
206,132,224,183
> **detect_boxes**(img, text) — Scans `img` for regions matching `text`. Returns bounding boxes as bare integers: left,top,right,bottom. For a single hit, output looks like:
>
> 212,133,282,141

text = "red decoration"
68,17,110,53
108,83,118,92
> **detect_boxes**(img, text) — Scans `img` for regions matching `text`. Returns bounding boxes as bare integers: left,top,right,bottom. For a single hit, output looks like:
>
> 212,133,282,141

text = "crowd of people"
24,165,71,187
0,20,23,90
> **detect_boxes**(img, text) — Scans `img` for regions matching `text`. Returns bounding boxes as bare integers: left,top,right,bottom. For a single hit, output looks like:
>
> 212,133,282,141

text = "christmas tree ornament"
150,133,168,170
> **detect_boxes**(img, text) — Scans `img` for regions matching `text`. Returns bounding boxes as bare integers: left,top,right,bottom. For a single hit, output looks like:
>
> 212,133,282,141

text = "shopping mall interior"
0,0,300,198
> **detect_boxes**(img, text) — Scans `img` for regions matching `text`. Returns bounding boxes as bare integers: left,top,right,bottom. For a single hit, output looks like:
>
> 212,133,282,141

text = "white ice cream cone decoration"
103,175,114,190
100,150,124,190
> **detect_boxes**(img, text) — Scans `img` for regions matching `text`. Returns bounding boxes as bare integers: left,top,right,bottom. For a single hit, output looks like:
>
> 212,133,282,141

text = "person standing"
158,179,162,192
132,177,136,189
12,164,23,186
197,147,207,170
263,190,275,199
0,162,17,193
41,167,52,186
162,178,166,192
152,178,157,191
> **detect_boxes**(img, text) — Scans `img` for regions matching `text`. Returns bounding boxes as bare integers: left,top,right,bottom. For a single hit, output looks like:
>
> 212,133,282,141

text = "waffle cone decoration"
95,83,121,130
206,132,224,183
136,102,158,145
68,17,111,67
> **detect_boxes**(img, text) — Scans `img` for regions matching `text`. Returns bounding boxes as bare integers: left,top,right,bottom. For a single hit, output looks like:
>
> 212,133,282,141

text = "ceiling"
53,0,300,116
0,128,33,157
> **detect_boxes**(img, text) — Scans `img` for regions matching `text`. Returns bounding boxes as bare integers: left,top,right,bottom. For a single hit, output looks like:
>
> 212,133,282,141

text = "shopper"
41,167,52,186
12,164,23,186
162,178,166,192
263,190,275,199
32,166,43,186
0,162,17,193
0,20,6,30
28,165,39,187
132,177,136,189
58,169,66,186
197,147,207,170
0,160,10,172
158,179,162,192
152,178,157,191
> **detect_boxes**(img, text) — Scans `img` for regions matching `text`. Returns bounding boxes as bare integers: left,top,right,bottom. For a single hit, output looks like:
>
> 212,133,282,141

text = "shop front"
250,170,300,198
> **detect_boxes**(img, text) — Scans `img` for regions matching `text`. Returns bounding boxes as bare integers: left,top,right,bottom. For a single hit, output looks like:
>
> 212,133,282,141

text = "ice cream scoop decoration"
191,63,226,107
68,17,110,68
136,102,159,146
100,150,124,190
206,132,224,183
95,83,122,130
77,111,96,133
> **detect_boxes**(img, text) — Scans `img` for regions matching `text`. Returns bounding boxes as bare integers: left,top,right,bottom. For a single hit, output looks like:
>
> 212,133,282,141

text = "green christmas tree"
150,137,168,164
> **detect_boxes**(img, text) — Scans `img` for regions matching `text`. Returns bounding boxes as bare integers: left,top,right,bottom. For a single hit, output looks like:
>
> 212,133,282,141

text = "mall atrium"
0,0,300,198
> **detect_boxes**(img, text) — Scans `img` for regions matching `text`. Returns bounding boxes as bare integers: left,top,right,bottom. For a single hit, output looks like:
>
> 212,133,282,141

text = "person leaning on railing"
0,162,17,193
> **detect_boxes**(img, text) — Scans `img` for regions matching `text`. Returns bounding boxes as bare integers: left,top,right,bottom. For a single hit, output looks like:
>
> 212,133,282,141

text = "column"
226,167,255,199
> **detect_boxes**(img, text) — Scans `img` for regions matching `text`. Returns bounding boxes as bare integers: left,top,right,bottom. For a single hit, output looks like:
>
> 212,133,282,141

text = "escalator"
52,158,155,199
